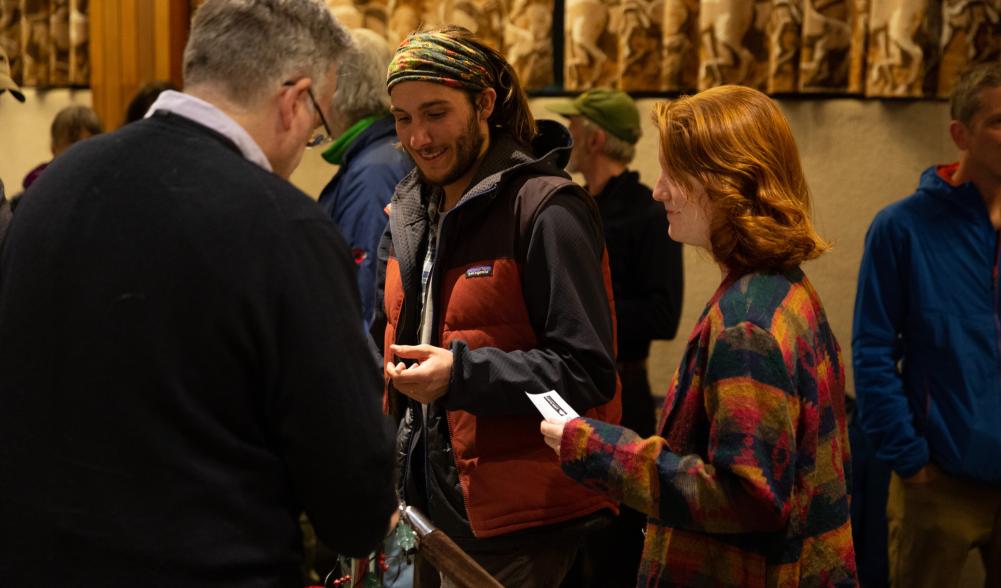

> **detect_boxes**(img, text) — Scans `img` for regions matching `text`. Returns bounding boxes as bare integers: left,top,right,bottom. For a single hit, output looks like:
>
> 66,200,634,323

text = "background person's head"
547,89,641,174
950,61,1001,128
124,80,179,124
182,0,352,178
948,61,1001,184
51,105,103,157
653,85,829,276
328,28,393,138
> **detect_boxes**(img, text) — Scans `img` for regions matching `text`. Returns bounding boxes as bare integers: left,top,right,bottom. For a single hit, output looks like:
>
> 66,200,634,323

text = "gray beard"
566,155,580,174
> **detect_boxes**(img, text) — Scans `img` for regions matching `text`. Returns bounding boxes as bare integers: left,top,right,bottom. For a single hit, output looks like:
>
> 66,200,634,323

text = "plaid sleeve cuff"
559,416,596,465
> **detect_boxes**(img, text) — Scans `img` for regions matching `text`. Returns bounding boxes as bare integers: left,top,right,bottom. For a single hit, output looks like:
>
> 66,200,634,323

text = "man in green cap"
548,89,684,588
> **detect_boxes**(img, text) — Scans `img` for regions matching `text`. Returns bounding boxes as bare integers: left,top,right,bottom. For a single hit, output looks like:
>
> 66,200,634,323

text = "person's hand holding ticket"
527,390,578,456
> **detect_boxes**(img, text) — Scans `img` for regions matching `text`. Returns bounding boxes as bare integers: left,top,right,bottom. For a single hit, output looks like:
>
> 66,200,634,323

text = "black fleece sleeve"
274,218,397,558
445,190,618,417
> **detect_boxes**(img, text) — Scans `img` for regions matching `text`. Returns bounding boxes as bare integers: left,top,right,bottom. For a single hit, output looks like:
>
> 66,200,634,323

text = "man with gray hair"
318,28,413,329
0,1,397,586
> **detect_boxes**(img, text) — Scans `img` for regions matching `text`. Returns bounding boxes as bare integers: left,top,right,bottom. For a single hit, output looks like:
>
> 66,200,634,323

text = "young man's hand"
386,344,453,403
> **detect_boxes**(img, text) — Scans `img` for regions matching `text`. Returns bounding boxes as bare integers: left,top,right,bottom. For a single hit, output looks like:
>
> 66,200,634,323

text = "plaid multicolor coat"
560,269,858,587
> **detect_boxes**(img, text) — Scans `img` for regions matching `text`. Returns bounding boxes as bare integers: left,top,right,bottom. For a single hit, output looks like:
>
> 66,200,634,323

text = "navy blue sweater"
0,113,397,587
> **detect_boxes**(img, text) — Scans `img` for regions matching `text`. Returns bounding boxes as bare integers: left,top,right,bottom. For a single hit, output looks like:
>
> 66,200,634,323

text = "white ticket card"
525,390,580,422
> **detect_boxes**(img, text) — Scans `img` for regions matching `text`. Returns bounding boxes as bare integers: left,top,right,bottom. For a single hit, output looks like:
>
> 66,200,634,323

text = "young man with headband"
377,26,621,587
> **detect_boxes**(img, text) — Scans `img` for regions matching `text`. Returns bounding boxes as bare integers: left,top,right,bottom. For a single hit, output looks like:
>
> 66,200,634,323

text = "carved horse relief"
505,0,553,88
618,0,663,89
386,0,426,48
69,0,87,85
0,0,21,82
21,0,50,85
436,0,505,50
661,0,699,90
565,0,616,89
800,0,853,90
938,0,1001,95
941,0,1000,61
698,0,755,88
767,0,802,92
866,0,930,96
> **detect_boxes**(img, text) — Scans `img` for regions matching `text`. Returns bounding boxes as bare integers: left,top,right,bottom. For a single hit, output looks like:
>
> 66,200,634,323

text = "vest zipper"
444,410,474,534
394,295,414,503
426,206,473,532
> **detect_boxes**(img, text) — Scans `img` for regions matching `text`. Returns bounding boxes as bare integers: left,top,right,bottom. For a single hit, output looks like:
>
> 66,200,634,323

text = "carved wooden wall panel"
0,0,21,81
564,0,618,90
937,0,1001,97
68,0,86,84
865,0,935,97
697,0,771,91
326,0,391,36
617,0,664,90
506,0,554,87
661,0,699,91
797,0,866,93
21,0,49,86
0,0,87,87
48,0,69,85
93,0,1001,99
767,0,800,93
385,0,432,48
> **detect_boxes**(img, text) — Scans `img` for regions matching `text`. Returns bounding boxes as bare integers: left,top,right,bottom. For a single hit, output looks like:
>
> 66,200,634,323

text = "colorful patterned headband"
386,31,494,92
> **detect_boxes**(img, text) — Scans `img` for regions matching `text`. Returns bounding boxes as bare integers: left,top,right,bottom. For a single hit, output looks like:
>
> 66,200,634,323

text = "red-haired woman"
541,85,858,587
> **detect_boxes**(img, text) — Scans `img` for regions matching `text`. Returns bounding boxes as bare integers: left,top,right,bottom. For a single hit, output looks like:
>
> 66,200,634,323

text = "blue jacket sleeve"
325,164,397,327
852,210,929,477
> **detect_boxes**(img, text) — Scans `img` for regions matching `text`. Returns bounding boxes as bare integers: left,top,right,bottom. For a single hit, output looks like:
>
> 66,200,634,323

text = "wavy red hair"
654,85,829,275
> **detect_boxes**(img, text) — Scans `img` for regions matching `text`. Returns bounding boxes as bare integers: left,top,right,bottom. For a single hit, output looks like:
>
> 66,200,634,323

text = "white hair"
329,28,394,135
183,0,352,105
581,118,636,164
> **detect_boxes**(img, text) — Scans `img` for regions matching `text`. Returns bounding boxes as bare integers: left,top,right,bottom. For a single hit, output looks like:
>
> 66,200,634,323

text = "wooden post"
89,0,188,130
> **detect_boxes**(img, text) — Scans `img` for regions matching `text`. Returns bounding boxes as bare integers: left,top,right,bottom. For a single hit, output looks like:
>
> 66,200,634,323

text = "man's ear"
476,88,497,122
278,78,311,131
949,119,970,151
589,126,606,152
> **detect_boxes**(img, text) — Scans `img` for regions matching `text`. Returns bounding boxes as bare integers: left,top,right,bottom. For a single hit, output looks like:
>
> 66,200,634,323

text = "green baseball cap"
546,89,641,144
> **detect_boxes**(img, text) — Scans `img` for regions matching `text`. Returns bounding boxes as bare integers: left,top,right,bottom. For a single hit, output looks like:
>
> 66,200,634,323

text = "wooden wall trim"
89,1,189,130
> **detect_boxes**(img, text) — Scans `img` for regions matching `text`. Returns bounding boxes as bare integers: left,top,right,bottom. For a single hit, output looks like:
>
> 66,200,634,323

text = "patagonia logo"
465,265,493,279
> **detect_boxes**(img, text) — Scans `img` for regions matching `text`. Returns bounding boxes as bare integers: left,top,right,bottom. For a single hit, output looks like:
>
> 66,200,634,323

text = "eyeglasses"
284,80,334,148
305,87,334,148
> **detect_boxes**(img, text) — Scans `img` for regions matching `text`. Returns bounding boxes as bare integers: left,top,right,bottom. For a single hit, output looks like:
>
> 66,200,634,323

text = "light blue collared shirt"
145,90,272,172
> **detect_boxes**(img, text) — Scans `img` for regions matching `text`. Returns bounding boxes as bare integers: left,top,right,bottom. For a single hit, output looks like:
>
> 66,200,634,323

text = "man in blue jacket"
318,28,413,328
854,61,1001,587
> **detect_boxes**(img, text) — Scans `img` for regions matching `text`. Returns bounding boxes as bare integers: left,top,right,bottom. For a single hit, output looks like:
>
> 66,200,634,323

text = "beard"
415,111,485,188
566,148,581,174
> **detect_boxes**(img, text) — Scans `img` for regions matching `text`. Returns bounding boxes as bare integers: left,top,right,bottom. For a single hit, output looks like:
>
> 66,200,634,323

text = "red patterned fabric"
561,269,858,587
